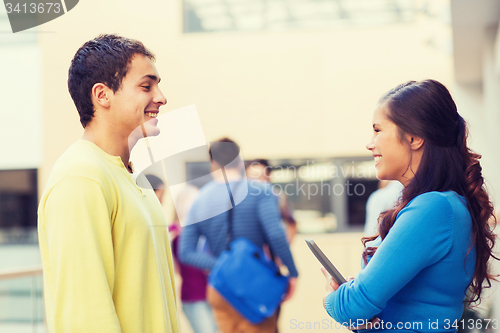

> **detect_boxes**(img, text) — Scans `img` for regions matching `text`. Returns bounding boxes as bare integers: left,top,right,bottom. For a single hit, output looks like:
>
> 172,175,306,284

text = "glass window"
183,0,415,33
185,157,379,233
0,170,38,244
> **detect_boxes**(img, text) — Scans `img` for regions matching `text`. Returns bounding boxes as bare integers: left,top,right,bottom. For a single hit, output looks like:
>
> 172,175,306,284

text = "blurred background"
0,0,499,332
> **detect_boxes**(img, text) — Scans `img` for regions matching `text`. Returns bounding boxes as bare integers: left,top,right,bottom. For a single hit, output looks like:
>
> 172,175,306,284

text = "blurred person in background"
245,159,298,243
245,159,297,332
145,174,218,333
321,79,498,332
179,138,298,333
245,159,298,333
37,34,179,333
146,174,166,203
364,180,403,236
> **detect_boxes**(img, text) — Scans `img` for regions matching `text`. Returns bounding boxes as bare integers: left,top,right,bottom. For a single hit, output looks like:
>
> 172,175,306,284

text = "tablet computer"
305,238,346,285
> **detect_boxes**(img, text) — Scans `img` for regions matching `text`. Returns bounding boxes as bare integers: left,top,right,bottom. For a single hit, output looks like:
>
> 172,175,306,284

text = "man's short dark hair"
68,34,155,128
145,174,165,190
209,138,241,169
246,159,271,176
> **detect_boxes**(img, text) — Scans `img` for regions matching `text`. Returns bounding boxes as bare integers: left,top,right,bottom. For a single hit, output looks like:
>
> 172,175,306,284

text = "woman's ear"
91,83,111,109
406,134,424,151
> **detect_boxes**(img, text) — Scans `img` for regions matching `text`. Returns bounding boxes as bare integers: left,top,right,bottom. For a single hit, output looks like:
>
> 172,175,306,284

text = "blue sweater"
325,191,475,332
179,180,298,277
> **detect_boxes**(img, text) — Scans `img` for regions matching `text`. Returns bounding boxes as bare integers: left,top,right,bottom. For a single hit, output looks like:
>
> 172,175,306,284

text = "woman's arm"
324,192,455,323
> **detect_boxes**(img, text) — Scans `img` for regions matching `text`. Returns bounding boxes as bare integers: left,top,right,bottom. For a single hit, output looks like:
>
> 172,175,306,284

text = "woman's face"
366,103,414,186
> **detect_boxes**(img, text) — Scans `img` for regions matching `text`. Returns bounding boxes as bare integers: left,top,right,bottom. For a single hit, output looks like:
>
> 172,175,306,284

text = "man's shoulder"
46,140,117,189
196,180,222,197
196,180,271,198
192,180,276,209
245,180,278,205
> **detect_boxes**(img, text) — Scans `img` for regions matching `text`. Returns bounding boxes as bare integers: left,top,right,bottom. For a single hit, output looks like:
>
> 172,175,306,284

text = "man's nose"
155,88,167,105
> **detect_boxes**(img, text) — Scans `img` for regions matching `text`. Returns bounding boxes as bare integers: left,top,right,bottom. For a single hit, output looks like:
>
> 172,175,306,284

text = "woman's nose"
366,137,375,151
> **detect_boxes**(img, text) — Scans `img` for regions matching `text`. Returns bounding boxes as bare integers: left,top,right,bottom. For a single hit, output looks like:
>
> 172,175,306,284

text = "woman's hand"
321,268,353,294
321,269,379,331
348,317,380,331
283,277,297,302
321,267,342,308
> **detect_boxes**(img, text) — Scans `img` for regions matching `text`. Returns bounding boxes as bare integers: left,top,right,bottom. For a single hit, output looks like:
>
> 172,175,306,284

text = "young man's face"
108,54,166,141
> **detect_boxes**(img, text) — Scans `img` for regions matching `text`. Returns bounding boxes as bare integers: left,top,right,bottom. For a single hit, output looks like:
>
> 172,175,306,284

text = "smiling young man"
37,35,179,332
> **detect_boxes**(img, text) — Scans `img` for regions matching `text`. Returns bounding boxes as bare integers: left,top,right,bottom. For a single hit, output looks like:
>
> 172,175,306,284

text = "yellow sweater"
38,140,179,333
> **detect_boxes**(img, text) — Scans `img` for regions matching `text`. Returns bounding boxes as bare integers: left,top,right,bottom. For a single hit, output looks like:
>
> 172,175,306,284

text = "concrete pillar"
482,23,500,324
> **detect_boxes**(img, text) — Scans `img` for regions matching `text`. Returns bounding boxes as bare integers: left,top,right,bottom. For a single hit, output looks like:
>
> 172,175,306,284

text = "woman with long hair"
322,79,498,332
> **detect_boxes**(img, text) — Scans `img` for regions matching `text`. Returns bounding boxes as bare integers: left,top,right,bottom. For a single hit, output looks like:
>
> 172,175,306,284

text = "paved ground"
278,232,364,333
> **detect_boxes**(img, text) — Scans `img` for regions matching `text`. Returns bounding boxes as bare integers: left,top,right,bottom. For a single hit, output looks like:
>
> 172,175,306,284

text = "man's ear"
406,134,424,151
91,83,112,109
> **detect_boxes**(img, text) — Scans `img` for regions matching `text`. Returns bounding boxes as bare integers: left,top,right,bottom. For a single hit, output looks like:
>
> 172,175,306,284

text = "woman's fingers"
350,317,380,330
321,267,340,291
320,267,330,278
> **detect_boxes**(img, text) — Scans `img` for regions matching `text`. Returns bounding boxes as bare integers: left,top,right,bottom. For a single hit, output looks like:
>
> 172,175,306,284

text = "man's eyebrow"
142,74,161,83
